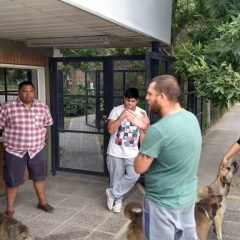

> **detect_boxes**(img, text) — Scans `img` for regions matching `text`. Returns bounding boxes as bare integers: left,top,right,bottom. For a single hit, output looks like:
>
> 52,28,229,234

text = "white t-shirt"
107,104,145,158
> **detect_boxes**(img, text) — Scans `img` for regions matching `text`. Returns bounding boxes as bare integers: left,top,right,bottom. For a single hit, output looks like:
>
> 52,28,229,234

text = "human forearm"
108,117,124,134
139,127,150,144
220,142,240,170
223,143,240,161
134,152,154,174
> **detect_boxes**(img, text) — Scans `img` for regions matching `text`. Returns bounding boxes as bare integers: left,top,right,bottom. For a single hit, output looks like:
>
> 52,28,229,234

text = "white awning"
0,0,172,48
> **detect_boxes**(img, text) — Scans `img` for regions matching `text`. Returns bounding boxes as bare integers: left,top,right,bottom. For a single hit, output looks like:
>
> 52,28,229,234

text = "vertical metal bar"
103,57,113,176
27,69,32,82
49,58,58,176
96,70,100,131
123,71,126,95
58,68,64,129
85,71,88,125
200,96,204,131
151,41,160,78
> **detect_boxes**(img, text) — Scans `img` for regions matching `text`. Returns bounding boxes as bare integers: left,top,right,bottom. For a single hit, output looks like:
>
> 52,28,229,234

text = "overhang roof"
0,0,172,49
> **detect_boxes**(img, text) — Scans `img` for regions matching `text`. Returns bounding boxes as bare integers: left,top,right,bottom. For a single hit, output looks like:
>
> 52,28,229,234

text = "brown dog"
124,202,144,240
195,195,223,240
0,213,32,240
197,160,239,240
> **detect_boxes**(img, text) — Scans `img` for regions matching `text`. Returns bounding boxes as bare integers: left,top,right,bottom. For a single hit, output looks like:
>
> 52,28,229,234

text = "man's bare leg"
6,186,18,216
33,180,54,212
33,180,46,206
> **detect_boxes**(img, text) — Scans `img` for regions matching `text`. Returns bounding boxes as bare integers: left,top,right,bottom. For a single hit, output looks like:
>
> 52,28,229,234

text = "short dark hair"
124,87,139,100
151,75,180,102
18,81,34,91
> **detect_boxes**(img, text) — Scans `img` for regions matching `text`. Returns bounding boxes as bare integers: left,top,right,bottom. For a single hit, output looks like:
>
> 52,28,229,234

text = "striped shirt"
0,98,53,158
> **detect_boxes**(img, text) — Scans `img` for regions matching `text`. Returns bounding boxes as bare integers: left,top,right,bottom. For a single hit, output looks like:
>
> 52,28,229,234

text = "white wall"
62,0,173,45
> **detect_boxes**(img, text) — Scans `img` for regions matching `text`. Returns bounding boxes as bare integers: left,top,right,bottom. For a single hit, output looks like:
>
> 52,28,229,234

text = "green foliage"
61,48,146,57
173,1,240,106
64,85,95,117
61,48,99,57
64,96,85,117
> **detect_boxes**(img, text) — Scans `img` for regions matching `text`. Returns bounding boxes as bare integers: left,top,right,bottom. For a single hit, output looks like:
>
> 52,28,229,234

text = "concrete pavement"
1,104,240,239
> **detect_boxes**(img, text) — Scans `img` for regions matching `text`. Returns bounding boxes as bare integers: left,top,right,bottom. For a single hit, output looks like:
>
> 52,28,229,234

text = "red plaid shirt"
0,98,53,158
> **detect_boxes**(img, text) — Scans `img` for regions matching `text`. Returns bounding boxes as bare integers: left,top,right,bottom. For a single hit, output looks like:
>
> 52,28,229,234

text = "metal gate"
49,55,146,176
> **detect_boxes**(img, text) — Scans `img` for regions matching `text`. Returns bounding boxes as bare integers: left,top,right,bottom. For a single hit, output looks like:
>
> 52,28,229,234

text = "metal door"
50,57,108,175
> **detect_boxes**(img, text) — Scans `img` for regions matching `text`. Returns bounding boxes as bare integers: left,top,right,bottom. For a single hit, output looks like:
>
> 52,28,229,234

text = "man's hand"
126,110,150,131
219,158,228,171
108,106,129,134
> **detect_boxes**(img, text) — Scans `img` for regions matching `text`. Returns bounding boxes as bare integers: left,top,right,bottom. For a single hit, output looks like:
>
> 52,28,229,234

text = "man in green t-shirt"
126,75,202,240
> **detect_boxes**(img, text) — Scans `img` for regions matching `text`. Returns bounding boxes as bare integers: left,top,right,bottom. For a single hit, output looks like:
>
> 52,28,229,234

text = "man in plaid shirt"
0,81,54,217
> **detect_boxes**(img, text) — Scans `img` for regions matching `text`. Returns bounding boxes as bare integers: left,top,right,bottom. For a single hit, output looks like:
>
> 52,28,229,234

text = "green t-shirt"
140,109,202,209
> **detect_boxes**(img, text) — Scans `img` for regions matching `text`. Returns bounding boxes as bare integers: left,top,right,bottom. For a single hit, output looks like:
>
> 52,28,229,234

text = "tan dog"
0,213,32,240
195,195,223,240
197,160,239,240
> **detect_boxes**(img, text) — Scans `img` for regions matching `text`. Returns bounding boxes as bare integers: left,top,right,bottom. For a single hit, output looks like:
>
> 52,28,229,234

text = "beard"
149,100,161,115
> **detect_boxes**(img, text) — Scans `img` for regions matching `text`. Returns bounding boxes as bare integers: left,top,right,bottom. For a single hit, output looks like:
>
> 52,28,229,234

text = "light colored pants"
106,155,140,203
143,196,198,240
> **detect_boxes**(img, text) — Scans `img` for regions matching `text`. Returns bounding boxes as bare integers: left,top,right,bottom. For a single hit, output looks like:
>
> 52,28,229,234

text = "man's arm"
219,142,240,170
134,152,154,174
108,109,127,134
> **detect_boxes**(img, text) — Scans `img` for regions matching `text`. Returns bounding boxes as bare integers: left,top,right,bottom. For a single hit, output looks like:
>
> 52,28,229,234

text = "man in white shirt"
106,88,146,213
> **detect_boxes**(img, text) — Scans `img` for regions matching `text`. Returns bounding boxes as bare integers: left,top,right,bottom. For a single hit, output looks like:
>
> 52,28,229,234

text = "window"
0,68,32,105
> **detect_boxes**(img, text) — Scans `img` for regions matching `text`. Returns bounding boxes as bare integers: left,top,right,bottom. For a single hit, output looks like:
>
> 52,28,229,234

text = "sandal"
5,210,14,218
37,203,55,213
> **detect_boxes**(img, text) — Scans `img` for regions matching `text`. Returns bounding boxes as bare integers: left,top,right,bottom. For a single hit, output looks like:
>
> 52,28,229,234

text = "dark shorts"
3,148,47,187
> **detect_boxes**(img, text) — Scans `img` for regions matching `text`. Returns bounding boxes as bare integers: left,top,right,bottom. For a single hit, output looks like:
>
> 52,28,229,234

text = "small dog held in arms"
195,195,223,240
197,160,239,240
0,213,32,240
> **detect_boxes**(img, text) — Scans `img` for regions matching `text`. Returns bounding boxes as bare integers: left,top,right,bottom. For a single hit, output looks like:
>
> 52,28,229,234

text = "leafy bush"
173,10,240,107
64,96,85,117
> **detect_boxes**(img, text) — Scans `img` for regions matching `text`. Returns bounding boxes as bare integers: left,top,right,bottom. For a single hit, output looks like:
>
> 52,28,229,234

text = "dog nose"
222,176,227,182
